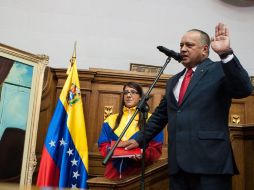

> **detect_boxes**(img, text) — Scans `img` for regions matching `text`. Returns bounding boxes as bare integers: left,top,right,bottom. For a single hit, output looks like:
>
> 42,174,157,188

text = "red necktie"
178,68,193,105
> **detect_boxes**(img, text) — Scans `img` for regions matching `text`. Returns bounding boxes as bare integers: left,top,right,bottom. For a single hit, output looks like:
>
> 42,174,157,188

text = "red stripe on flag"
37,146,60,187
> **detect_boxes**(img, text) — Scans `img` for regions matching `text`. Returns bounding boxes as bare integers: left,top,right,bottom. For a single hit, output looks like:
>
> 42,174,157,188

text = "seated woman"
98,82,163,179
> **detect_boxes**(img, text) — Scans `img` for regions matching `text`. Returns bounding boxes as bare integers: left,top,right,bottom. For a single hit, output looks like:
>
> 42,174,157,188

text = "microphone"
157,46,182,62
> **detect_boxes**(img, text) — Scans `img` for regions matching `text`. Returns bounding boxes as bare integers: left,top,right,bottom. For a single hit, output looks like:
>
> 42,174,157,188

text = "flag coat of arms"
37,51,88,189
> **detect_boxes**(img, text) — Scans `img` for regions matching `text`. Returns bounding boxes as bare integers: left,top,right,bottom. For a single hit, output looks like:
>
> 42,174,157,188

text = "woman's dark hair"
113,82,144,131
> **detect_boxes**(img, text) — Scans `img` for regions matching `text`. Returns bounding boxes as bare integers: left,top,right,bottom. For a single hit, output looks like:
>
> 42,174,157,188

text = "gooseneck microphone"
157,46,182,62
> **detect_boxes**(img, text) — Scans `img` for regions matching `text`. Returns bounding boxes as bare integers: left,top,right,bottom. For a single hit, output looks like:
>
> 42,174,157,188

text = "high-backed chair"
0,127,25,182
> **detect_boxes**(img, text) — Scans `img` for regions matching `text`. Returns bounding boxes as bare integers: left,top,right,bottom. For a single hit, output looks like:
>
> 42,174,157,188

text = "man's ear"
203,45,209,55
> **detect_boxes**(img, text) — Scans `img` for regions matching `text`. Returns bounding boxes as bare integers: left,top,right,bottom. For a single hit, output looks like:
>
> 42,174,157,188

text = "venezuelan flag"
37,49,88,189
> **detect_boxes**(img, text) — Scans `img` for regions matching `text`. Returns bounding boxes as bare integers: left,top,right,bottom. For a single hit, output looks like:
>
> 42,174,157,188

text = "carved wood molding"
229,124,254,139
52,68,96,81
231,114,241,124
0,43,49,63
26,152,37,185
104,106,113,120
89,68,171,87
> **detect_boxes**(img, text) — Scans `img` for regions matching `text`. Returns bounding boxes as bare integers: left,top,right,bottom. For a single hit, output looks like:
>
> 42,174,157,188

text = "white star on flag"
49,140,56,147
71,158,78,166
73,171,80,179
59,138,67,146
67,148,74,156
71,184,77,188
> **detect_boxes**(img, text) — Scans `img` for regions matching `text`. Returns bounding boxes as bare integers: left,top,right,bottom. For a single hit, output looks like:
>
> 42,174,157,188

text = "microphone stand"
102,56,172,190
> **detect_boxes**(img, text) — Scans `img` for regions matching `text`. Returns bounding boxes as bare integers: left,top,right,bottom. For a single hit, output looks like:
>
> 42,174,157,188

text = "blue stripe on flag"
45,100,88,189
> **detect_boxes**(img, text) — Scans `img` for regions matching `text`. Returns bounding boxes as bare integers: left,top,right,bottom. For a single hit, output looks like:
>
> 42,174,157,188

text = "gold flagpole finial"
72,41,77,59
66,41,77,75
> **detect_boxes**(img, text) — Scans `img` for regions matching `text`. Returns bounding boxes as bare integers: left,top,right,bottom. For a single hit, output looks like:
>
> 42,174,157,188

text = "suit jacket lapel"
168,69,185,107
180,58,211,105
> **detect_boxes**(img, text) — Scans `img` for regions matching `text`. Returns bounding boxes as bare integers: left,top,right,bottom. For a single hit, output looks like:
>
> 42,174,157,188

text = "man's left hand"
211,22,231,54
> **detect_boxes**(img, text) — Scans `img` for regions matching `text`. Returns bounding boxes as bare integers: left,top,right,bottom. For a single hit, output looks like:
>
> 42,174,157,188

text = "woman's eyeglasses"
123,90,139,95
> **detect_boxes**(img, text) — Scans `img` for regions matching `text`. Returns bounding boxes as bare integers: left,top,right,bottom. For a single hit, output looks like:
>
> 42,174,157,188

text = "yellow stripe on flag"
59,51,88,171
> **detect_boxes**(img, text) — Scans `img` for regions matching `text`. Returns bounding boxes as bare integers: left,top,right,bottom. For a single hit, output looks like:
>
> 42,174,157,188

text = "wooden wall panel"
91,89,122,151
230,125,254,190
230,95,254,124
36,68,170,174
230,101,246,124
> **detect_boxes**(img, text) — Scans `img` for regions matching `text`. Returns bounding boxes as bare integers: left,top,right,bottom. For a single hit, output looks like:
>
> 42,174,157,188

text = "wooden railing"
87,158,168,190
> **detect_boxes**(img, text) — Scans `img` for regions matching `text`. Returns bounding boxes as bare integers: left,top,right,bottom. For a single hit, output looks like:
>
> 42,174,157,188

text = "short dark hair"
188,29,210,47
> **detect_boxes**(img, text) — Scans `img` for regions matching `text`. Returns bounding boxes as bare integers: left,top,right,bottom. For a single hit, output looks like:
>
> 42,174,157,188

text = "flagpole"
37,41,89,189
66,41,77,75
73,41,77,60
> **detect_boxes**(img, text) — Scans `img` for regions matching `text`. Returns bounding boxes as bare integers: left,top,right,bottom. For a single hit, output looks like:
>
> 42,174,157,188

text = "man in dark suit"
118,23,253,190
